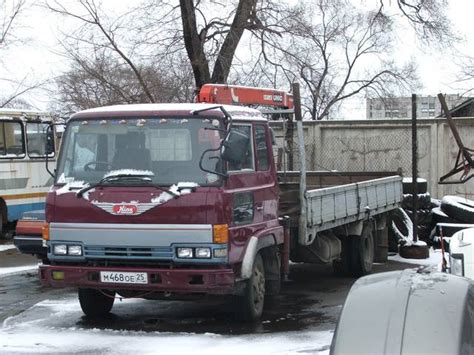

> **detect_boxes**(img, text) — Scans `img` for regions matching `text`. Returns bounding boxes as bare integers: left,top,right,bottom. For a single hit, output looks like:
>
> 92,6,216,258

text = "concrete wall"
270,117,474,199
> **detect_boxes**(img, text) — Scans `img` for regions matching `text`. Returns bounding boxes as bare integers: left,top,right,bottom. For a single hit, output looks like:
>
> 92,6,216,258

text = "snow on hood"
104,169,154,178
56,181,88,195
152,182,199,204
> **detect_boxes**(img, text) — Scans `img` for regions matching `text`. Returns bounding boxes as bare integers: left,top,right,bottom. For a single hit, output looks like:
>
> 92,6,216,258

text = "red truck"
39,85,402,321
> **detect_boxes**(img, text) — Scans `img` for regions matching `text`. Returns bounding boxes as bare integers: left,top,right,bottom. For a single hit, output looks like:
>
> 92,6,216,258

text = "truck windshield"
55,116,224,186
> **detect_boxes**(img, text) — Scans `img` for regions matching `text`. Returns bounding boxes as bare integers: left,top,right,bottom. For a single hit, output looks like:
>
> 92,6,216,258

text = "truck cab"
40,103,283,320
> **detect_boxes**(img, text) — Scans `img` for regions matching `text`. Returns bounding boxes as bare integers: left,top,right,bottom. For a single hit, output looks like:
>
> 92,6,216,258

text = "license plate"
100,271,148,284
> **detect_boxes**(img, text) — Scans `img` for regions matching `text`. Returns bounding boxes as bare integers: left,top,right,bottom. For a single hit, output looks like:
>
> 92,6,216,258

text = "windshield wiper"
76,174,179,199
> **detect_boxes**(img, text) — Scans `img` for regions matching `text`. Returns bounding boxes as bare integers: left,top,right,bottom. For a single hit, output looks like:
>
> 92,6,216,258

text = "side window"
255,125,269,171
228,125,254,171
0,121,25,158
26,122,54,157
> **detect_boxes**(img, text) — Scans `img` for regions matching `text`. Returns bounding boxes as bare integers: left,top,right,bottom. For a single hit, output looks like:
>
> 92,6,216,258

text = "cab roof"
71,103,268,122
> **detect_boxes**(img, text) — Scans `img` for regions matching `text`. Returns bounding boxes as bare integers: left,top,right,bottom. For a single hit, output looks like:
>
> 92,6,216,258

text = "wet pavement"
0,244,421,335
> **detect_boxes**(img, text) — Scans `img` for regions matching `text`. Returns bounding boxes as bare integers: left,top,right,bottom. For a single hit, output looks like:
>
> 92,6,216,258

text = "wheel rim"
252,264,265,310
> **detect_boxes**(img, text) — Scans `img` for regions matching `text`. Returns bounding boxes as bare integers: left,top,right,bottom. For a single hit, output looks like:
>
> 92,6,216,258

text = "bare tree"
54,48,194,115
235,0,421,119
0,0,25,49
388,0,454,44
0,0,45,108
47,0,159,103
180,0,262,89
45,0,454,118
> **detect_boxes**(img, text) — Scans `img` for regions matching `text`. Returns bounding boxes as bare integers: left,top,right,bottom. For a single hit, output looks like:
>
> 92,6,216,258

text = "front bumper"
39,264,235,295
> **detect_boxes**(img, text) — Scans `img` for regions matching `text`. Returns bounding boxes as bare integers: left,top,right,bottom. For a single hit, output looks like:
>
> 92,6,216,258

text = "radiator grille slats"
84,246,173,260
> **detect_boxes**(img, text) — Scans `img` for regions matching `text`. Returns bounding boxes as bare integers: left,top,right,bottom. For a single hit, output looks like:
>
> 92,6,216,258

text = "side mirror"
221,129,250,164
45,130,55,155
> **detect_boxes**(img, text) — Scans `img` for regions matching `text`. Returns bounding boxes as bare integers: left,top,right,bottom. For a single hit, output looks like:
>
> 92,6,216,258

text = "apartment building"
366,94,469,119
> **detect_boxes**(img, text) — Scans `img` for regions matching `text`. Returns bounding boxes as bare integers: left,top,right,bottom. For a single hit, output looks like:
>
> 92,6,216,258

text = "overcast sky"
2,0,474,118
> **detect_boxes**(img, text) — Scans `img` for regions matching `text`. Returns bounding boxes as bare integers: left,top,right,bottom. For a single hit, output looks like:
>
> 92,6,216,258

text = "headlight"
195,247,211,258
53,244,67,255
450,254,464,276
177,247,193,258
68,245,83,256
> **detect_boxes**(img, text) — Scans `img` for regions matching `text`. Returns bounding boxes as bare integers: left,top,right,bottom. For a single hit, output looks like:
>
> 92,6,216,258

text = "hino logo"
91,201,158,215
112,204,138,215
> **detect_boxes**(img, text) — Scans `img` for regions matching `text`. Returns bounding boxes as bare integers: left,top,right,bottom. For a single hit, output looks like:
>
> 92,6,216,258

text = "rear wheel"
235,253,265,321
78,288,115,317
349,224,374,277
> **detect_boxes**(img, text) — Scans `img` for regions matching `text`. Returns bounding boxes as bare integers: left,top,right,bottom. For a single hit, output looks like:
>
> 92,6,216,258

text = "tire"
401,193,431,210
348,224,374,277
429,198,441,209
235,253,265,321
432,206,460,224
404,208,432,225
402,177,428,194
441,195,474,223
389,208,413,245
78,288,115,317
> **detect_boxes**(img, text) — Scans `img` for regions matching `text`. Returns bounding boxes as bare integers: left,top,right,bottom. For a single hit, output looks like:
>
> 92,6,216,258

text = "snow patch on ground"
0,297,333,355
0,264,38,276
0,244,16,252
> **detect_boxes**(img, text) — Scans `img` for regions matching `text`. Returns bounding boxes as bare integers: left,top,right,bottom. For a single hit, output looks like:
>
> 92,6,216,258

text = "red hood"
46,186,229,225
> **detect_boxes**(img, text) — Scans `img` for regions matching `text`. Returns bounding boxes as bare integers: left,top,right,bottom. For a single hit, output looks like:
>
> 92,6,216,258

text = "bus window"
27,122,54,157
0,121,25,158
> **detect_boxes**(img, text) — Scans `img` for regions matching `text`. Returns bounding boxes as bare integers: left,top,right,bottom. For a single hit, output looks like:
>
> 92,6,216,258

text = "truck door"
226,123,278,227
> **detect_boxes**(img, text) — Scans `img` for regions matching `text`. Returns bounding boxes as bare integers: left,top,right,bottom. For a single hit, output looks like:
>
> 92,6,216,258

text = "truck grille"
84,246,174,260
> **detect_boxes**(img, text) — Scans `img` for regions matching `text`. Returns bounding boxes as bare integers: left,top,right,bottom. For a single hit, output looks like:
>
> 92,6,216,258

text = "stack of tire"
435,195,474,226
389,177,437,251
402,177,433,239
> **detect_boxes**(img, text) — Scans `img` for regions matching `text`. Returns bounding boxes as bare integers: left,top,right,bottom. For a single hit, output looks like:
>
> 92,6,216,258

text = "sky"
1,0,474,118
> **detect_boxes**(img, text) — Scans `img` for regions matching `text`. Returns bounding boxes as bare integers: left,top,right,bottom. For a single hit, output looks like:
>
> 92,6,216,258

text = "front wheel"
235,253,265,321
78,288,115,317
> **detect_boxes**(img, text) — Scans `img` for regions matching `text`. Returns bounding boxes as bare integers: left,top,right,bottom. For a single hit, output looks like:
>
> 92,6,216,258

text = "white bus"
0,109,58,235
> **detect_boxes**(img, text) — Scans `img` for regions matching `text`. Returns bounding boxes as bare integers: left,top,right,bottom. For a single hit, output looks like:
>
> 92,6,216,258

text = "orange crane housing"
197,84,294,109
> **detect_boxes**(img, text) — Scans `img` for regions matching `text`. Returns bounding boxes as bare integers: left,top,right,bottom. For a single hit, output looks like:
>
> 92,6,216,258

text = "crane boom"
197,84,293,109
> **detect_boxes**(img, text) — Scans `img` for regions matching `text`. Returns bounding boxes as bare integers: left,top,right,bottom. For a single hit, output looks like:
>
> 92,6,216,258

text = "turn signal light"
213,224,228,244
42,223,50,241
